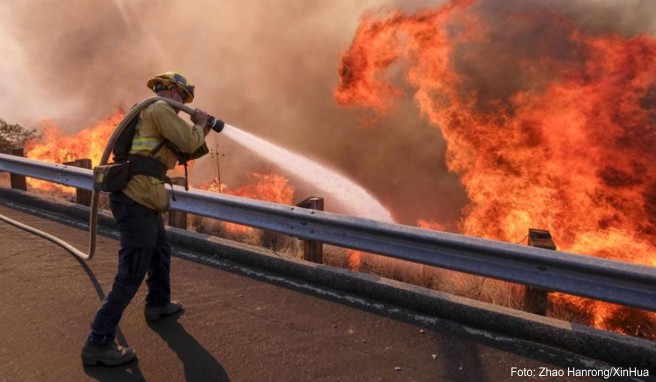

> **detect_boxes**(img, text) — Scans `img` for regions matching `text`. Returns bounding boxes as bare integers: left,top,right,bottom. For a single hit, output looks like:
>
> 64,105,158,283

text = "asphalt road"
0,202,646,382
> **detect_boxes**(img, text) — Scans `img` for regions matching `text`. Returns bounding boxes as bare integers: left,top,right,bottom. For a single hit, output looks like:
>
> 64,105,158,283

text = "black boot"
81,340,136,366
145,300,183,322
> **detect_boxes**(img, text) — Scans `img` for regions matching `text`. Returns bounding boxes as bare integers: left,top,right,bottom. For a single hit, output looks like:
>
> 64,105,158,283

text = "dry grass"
317,248,655,340
191,215,301,256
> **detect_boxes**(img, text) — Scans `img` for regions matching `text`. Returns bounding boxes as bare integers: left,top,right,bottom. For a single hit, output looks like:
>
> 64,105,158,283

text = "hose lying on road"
0,212,88,258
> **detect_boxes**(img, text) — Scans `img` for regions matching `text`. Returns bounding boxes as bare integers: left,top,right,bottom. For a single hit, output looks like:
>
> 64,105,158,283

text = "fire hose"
0,96,223,261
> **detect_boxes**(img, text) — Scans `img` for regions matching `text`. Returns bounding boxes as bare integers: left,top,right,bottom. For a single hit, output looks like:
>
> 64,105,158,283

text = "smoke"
0,1,368,125
1,0,654,226
0,0,463,224
552,0,656,36
477,0,656,87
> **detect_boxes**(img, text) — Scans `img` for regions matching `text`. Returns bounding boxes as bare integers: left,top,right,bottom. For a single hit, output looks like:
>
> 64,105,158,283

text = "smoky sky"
0,0,654,226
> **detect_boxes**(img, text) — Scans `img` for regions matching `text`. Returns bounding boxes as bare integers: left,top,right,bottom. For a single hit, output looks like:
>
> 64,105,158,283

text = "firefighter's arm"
186,109,210,159
150,101,206,153
190,109,210,135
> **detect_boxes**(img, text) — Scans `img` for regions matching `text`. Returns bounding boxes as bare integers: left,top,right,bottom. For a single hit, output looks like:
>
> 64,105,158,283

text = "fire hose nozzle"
207,116,225,133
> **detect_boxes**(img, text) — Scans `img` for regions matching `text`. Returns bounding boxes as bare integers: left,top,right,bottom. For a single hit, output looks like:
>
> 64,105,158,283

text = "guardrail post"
296,197,324,264
63,158,92,206
168,177,187,230
9,148,27,191
168,209,187,229
524,228,555,316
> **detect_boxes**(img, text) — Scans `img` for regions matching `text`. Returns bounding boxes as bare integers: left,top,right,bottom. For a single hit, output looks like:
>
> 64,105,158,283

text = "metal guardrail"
1,153,655,312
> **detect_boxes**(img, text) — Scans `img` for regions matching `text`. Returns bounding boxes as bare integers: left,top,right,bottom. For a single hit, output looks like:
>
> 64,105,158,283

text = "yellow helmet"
147,71,195,103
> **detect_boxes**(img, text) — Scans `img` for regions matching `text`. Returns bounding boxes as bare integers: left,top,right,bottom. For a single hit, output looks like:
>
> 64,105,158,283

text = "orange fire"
199,173,295,235
25,113,123,193
336,0,656,336
417,219,448,232
226,173,294,204
24,111,198,191
346,250,364,271
26,113,122,165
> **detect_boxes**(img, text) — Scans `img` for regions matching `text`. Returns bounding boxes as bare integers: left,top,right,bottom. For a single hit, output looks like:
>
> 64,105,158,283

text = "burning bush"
336,0,656,336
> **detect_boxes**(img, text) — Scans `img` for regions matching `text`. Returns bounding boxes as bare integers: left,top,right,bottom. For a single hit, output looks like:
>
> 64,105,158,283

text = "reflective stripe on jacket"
122,100,207,212
130,136,163,154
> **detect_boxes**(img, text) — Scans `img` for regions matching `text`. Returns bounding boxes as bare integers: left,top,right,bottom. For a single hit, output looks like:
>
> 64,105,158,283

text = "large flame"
26,113,122,165
336,0,656,336
25,113,123,193
24,111,198,191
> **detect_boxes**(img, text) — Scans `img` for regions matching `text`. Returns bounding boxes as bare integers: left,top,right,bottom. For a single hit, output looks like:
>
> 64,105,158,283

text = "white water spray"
221,124,394,223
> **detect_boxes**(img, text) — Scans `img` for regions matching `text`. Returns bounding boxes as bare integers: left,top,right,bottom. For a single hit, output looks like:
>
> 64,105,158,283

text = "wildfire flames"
25,111,202,191
336,0,656,335
24,114,296,234
25,113,123,193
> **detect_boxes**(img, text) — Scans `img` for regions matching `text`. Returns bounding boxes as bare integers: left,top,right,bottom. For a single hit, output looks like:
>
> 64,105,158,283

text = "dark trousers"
88,192,172,346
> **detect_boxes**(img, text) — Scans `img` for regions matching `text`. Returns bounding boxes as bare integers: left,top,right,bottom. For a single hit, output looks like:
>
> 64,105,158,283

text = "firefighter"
81,72,212,366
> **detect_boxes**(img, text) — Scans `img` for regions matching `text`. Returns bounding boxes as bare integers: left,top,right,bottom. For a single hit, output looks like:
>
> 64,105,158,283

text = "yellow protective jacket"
122,100,207,212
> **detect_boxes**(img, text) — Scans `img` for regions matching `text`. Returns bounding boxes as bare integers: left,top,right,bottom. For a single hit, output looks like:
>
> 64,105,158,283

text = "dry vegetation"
190,214,301,255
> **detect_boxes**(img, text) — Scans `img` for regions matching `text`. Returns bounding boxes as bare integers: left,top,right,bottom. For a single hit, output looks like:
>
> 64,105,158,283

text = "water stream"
221,124,394,222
